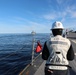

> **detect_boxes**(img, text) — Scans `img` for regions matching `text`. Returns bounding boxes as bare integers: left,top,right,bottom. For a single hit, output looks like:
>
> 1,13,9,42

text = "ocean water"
0,33,50,75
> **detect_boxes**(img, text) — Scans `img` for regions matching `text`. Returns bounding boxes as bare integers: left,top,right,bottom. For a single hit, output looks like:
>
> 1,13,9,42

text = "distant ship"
31,31,36,35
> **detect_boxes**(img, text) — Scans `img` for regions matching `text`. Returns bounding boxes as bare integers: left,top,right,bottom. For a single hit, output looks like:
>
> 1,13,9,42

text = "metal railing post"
31,31,36,65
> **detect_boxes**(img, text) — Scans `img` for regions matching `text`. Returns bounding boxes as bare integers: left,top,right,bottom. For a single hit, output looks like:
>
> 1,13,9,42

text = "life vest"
46,35,71,70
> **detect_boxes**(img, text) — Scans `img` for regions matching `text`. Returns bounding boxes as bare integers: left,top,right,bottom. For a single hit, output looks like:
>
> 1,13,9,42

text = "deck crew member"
42,21,74,75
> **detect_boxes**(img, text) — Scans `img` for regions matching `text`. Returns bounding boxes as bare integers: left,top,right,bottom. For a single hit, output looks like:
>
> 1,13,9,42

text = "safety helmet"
51,21,64,30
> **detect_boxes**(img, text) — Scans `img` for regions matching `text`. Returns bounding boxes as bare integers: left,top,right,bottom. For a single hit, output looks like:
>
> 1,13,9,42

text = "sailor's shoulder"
62,37,71,46
63,37,70,42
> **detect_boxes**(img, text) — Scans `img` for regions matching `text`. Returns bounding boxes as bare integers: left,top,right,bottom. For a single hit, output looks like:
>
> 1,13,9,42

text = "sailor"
42,21,74,75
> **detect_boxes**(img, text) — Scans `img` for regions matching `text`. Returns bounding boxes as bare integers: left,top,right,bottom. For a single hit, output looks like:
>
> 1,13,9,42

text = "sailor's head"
51,21,64,36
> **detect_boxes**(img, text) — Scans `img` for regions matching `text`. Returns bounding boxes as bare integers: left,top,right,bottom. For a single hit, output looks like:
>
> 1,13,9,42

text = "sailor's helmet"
51,21,64,30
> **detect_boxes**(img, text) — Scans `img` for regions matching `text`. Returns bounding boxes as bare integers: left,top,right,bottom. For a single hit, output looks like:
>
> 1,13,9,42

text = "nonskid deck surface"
19,54,44,75
19,32,76,75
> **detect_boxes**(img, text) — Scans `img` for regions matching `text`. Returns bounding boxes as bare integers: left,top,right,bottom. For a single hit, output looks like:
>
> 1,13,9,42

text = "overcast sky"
0,0,76,33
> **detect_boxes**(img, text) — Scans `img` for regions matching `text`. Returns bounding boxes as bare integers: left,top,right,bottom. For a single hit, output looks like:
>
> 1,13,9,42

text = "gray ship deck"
19,32,76,75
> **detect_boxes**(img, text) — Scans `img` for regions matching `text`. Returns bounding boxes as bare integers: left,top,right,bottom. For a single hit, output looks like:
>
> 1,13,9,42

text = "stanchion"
31,31,36,65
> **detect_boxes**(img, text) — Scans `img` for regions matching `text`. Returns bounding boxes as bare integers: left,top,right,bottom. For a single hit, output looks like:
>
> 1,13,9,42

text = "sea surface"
0,33,50,75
